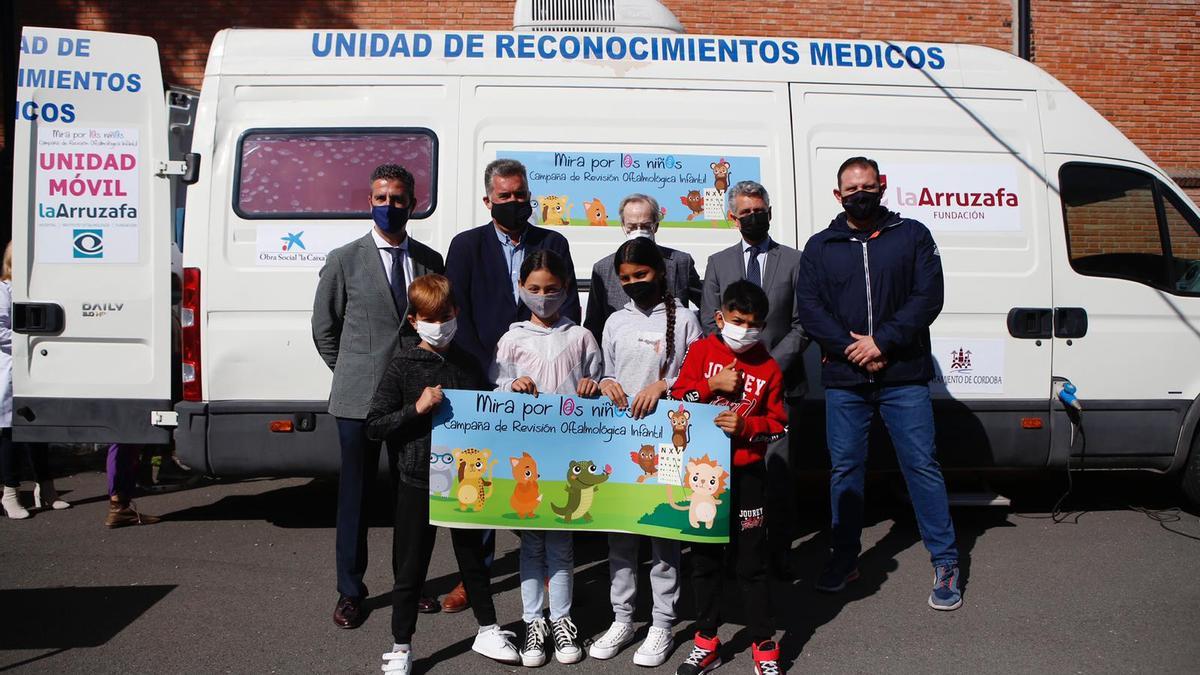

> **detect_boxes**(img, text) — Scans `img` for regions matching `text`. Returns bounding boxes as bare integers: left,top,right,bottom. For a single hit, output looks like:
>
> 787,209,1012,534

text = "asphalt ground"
2,465,1199,674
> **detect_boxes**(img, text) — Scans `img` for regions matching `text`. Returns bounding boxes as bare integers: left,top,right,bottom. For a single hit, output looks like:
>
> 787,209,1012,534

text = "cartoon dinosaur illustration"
667,455,729,529
453,448,496,512
583,198,609,226
711,158,731,194
680,190,704,221
630,444,658,483
551,460,611,523
668,404,691,453
540,195,572,226
509,452,542,519
429,450,455,498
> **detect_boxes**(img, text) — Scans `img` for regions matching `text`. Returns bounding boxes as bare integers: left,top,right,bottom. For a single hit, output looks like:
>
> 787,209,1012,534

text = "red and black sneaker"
753,640,782,675
676,632,722,675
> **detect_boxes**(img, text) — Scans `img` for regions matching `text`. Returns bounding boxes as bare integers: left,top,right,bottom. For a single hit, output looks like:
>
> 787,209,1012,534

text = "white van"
12,9,1200,501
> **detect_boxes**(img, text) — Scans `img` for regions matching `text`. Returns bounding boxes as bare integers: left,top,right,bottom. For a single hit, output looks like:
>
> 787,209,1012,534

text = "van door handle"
13,303,65,335
1054,307,1088,338
1006,307,1052,339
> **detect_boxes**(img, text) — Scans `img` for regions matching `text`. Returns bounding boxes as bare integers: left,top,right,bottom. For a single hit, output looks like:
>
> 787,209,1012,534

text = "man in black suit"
312,164,444,629
583,193,702,343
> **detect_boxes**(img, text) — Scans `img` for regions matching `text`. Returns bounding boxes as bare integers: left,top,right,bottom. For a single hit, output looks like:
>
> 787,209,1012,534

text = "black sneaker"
520,617,549,667
676,632,721,675
551,617,583,664
815,559,860,593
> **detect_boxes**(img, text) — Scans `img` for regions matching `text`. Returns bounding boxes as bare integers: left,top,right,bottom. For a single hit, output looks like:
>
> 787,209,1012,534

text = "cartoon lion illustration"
668,455,729,529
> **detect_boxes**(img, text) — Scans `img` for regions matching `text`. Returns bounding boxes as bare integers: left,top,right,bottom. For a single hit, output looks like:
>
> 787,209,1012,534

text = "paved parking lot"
2,467,1199,673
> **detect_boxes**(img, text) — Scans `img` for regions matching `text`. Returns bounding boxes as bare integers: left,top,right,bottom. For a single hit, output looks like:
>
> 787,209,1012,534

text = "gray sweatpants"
607,533,680,629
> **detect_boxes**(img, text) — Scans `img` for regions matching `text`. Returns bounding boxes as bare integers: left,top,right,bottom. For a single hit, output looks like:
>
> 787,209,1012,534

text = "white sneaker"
588,621,636,660
2,486,29,520
521,618,549,667
551,617,583,664
381,649,412,673
473,625,521,664
633,625,673,667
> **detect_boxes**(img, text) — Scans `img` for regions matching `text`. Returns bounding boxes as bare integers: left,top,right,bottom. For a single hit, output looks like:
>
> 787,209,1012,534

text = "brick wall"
7,0,1200,208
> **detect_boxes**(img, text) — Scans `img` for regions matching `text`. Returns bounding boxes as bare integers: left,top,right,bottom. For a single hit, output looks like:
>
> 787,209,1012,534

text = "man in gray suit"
312,164,445,629
700,179,809,577
583,193,703,343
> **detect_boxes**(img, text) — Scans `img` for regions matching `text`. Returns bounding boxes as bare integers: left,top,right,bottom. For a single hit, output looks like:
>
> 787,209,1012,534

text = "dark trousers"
1,429,51,488
335,417,386,599
765,398,800,562
691,462,773,642
393,481,497,643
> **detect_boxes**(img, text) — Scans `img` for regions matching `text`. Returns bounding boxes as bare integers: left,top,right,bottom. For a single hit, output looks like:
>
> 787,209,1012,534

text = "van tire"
1182,432,1200,512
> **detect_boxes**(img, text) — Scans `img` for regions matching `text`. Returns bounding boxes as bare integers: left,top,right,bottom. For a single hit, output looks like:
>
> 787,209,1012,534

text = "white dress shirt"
742,236,771,281
372,227,414,290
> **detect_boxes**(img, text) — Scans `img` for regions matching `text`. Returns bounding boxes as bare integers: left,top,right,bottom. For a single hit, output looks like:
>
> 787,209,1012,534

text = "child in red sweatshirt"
670,280,788,675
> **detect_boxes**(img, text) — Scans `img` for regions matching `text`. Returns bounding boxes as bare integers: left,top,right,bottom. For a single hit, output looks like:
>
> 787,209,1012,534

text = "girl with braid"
590,237,703,667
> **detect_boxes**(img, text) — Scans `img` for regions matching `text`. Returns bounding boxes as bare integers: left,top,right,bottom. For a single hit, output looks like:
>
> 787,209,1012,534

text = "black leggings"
691,462,773,642
0,428,50,488
392,481,497,643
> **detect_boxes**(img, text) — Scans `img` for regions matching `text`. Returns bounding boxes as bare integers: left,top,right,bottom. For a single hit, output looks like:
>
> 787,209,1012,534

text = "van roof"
205,29,1066,92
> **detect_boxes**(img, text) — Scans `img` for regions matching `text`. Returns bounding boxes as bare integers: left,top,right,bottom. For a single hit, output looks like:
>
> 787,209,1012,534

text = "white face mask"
625,227,655,241
415,318,457,349
719,314,762,353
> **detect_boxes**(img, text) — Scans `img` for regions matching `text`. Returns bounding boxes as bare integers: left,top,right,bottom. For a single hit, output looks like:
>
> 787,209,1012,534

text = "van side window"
234,129,437,219
1061,163,1200,296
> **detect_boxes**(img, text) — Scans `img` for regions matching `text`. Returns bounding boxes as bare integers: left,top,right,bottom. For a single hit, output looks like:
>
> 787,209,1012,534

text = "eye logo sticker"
72,228,104,258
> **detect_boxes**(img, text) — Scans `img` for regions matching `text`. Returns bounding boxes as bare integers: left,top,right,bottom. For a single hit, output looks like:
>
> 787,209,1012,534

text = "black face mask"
621,280,659,305
738,211,770,243
842,190,883,223
491,201,533,231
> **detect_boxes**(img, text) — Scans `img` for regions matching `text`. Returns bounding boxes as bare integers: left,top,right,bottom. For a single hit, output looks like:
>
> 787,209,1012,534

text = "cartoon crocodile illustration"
551,460,612,523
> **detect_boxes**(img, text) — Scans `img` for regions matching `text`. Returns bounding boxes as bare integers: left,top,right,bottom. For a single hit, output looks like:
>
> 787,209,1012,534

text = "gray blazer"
701,239,810,398
584,244,703,343
312,232,445,418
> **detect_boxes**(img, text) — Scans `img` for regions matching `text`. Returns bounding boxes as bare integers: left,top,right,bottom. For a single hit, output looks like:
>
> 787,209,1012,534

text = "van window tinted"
1061,163,1200,296
235,129,436,218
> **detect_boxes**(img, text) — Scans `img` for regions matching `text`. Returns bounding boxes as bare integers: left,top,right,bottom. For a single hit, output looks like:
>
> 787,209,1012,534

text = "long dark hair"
519,248,570,286
613,238,676,378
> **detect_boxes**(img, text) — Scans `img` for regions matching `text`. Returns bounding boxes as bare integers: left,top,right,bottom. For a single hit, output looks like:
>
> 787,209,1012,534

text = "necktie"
386,248,408,317
746,244,762,287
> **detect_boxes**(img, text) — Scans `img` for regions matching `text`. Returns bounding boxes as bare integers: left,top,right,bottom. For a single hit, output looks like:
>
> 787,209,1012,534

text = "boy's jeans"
826,383,959,566
519,530,574,622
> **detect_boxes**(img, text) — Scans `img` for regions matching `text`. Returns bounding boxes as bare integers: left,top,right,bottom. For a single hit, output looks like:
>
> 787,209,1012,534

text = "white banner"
881,163,1022,232
254,224,369,267
931,338,1006,395
35,127,140,264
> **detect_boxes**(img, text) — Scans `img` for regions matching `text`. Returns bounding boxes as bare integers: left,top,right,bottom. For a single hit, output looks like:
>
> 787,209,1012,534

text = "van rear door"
11,28,174,443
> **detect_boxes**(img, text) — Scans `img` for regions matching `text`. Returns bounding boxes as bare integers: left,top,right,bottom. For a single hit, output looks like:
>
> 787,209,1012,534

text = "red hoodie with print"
670,334,788,467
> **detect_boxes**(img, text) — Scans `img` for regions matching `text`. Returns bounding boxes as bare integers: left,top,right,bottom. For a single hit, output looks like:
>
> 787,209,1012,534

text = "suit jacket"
583,244,703,343
312,231,445,418
445,222,581,374
700,239,810,398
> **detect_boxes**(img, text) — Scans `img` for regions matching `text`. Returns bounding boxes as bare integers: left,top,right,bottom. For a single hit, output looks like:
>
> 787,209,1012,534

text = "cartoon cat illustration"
583,198,608,226
453,448,496,512
429,450,455,498
668,455,729,529
680,190,704,220
630,444,658,483
710,158,731,194
509,452,542,519
540,195,572,226
668,404,691,453
551,460,611,523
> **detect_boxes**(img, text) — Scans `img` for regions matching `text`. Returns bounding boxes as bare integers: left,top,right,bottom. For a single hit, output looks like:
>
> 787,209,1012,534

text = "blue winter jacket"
795,210,944,388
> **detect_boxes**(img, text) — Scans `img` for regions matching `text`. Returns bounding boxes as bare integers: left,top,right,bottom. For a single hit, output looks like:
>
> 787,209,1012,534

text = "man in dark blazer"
441,158,579,612
312,164,444,629
583,193,703,343
700,179,810,577
446,158,581,374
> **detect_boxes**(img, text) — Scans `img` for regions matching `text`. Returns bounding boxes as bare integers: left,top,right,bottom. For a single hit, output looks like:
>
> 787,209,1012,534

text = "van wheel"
1182,432,1200,511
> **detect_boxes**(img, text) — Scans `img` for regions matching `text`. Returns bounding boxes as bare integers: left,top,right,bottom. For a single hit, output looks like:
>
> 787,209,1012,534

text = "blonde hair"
2,242,12,282
407,273,455,317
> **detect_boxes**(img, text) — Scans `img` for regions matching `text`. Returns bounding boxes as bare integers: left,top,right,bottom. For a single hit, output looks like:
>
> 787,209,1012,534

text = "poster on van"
34,127,140,264
880,163,1023,232
507,150,761,229
429,389,732,544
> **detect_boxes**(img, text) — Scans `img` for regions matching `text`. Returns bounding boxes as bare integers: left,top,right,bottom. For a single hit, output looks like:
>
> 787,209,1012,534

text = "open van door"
10,28,174,443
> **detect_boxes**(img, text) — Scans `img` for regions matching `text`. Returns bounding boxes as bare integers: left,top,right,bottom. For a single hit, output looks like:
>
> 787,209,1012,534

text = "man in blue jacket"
795,156,961,611
442,158,580,613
